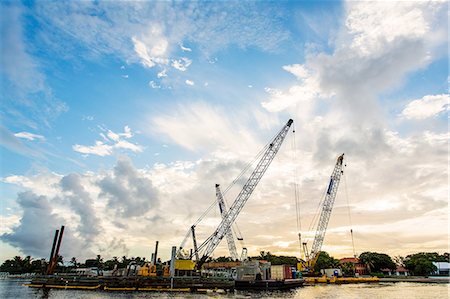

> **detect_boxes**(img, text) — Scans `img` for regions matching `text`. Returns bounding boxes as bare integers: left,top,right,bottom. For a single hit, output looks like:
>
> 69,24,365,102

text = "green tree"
70,257,78,268
313,252,339,273
256,251,298,266
359,252,396,274
341,262,355,276
404,252,441,276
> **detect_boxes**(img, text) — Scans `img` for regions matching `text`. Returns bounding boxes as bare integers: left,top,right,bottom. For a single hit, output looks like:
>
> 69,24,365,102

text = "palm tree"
70,257,78,268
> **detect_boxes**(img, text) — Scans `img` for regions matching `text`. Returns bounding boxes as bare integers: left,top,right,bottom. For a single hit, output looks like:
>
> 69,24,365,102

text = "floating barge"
235,278,304,290
27,275,305,292
26,275,235,292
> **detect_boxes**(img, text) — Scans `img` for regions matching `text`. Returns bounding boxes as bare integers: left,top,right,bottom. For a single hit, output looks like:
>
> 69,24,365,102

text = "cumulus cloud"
401,94,449,120
185,79,194,86
61,174,102,245
0,191,88,258
262,1,446,125
98,157,158,218
73,126,143,156
1,158,160,259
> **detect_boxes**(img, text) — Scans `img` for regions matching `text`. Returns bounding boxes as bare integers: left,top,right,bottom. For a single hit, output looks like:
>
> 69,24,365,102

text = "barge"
27,275,235,292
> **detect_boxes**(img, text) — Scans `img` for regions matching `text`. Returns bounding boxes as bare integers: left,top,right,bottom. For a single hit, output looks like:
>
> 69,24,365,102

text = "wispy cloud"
73,126,143,156
1,3,67,128
32,2,290,70
14,132,45,141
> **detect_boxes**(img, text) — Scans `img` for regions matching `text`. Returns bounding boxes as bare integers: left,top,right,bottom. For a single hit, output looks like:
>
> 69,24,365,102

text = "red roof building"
339,257,367,275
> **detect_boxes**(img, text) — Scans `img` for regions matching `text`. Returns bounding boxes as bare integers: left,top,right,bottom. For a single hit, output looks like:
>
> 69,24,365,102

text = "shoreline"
379,277,449,284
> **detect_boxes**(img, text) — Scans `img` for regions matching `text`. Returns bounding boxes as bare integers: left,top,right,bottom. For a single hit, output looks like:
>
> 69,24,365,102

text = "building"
339,257,367,275
381,266,409,276
432,262,450,276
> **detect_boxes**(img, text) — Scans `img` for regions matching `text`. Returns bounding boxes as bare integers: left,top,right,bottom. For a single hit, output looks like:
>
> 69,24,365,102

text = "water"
1,279,448,299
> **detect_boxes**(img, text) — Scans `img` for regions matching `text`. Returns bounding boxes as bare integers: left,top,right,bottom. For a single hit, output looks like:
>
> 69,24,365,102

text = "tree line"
1,251,448,276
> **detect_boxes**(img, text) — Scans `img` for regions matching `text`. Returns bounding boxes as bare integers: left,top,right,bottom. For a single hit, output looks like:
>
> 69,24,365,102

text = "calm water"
0,279,448,299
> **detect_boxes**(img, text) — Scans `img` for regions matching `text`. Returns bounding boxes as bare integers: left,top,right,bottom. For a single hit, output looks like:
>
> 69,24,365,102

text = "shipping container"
271,265,292,280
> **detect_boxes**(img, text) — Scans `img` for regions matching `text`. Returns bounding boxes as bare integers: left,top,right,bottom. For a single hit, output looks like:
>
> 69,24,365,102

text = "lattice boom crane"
302,153,345,270
215,184,239,261
195,119,293,269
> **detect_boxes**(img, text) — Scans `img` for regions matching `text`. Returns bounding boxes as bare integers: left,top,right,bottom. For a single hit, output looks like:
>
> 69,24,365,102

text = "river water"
0,279,448,299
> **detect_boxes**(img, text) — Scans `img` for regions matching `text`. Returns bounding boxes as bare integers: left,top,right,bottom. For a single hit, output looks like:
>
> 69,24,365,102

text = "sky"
0,0,448,264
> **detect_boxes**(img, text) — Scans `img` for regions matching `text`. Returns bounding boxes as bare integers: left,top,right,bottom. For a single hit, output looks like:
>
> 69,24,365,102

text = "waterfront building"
432,262,450,276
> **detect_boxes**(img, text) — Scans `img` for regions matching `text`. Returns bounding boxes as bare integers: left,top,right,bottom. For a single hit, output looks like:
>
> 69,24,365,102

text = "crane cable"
291,124,302,257
343,162,357,258
179,129,279,252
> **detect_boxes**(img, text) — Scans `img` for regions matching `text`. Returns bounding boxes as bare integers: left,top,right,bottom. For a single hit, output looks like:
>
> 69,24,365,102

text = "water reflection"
1,280,448,299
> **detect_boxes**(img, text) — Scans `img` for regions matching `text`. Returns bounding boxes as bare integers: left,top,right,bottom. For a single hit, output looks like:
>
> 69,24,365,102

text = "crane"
215,184,239,261
300,153,345,272
194,119,294,269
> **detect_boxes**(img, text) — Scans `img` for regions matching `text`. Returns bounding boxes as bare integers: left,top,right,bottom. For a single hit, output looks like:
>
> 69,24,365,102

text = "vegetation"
313,251,340,273
254,251,299,266
359,251,396,273
0,256,47,274
340,261,356,276
403,252,447,276
1,251,448,276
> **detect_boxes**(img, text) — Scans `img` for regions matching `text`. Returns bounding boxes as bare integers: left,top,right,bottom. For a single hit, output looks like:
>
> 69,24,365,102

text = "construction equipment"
193,119,294,269
300,154,345,273
47,226,65,275
215,184,239,261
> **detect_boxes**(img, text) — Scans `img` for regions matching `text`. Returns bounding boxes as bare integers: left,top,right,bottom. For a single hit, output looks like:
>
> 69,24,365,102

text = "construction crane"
215,184,239,261
194,119,294,269
300,153,345,272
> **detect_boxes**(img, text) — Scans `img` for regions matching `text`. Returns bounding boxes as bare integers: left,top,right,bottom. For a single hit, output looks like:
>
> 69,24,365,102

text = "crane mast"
195,119,293,268
306,153,344,268
216,184,239,261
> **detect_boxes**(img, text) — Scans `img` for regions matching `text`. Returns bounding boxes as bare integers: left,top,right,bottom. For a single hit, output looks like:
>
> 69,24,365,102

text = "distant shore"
380,276,449,284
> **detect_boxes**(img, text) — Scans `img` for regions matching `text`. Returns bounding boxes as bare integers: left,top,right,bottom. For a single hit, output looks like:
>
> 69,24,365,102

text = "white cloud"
73,126,143,156
33,2,291,72
73,141,113,157
401,94,449,120
14,132,45,141
180,44,192,52
185,79,194,86
345,2,429,56
157,69,167,78
150,102,261,157
149,80,161,89
171,57,192,71
262,1,446,129
132,36,156,68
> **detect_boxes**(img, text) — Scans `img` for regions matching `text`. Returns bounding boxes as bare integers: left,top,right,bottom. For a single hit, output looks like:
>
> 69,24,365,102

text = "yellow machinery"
175,259,195,271
138,263,170,277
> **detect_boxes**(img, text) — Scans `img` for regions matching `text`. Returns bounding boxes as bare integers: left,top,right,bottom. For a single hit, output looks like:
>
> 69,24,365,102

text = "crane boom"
196,119,293,268
216,184,239,261
308,153,344,264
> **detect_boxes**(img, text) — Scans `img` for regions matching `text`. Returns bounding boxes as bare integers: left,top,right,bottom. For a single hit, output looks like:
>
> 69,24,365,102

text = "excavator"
298,153,345,274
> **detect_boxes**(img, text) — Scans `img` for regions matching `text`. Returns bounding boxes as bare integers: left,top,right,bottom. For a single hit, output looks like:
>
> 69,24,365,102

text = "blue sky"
0,1,448,262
